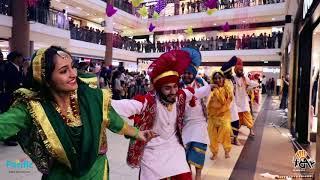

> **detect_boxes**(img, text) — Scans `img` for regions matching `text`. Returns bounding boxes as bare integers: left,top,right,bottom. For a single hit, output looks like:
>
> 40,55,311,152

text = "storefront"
294,0,320,144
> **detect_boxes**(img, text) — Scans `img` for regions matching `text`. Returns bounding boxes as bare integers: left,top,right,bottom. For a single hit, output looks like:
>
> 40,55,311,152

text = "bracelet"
133,127,139,139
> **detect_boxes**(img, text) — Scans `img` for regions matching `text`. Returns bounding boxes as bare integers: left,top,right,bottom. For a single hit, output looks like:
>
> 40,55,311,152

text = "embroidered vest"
126,90,186,168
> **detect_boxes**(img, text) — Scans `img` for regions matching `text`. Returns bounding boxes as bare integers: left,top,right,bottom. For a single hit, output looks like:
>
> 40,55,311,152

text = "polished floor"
0,95,306,180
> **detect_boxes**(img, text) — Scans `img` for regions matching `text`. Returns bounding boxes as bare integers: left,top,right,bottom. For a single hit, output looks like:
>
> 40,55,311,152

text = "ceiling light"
272,18,276,21
65,6,69,9
55,0,61,2
99,18,103,20
76,7,82,10
242,20,246,23
214,23,217,26
113,23,115,25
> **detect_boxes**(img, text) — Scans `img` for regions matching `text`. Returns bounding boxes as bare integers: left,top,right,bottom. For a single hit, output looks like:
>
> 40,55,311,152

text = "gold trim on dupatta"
32,48,47,84
29,100,71,169
99,89,112,151
103,159,108,180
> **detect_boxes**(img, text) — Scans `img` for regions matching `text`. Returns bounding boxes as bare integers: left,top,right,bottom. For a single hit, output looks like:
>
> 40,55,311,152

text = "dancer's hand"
210,84,219,89
137,130,158,142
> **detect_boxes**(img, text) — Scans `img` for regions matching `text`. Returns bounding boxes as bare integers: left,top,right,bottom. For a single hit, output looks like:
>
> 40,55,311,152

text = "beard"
182,76,195,85
158,91,176,104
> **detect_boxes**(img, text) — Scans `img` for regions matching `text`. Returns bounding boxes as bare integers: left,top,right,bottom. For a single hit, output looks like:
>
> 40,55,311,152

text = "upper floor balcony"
50,0,287,35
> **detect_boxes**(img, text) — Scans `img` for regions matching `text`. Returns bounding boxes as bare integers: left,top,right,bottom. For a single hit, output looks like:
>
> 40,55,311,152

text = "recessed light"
87,13,90,16
214,23,217,26
65,6,69,9
99,17,103,20
76,7,82,10
55,0,61,2
113,23,115,25
242,20,246,23
272,18,276,21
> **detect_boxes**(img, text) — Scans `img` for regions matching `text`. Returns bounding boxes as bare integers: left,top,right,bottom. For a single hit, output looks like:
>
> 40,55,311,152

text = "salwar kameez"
0,81,130,180
207,81,233,156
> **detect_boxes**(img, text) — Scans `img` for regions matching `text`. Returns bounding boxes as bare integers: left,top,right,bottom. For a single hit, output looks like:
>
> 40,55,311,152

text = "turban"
181,47,202,76
148,50,191,90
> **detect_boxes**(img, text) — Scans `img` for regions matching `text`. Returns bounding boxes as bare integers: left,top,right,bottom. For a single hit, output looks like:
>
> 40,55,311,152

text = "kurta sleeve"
107,106,128,134
0,103,32,140
111,99,146,117
183,83,211,102
245,77,259,90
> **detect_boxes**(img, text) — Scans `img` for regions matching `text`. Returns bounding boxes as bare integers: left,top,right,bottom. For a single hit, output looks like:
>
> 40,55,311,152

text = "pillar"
11,0,30,57
104,0,114,67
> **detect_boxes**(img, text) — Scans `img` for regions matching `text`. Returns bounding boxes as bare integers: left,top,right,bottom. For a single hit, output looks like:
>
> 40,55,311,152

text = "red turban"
148,50,191,90
234,57,243,73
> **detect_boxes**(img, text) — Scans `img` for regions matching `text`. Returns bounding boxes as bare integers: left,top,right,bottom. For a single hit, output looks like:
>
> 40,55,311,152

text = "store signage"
303,0,314,18
262,68,280,73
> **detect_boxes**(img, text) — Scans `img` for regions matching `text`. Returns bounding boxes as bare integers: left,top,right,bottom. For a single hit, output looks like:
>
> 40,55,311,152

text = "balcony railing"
69,25,283,53
28,8,69,30
101,0,285,17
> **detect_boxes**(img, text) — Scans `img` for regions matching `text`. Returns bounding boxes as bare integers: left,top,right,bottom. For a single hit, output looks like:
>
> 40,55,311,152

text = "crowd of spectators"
101,0,285,17
0,0,11,16
70,23,283,53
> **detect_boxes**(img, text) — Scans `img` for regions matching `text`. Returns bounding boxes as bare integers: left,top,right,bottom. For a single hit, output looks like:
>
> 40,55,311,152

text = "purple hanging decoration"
106,4,117,17
154,0,167,14
149,23,156,32
222,22,230,32
204,0,217,9
25,0,38,8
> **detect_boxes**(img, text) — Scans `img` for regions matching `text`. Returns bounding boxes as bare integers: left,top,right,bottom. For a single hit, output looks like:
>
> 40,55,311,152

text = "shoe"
4,141,18,146
210,154,217,160
233,138,242,146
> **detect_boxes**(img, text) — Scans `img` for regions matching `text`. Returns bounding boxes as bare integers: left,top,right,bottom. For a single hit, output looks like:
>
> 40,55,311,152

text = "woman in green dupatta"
0,46,156,180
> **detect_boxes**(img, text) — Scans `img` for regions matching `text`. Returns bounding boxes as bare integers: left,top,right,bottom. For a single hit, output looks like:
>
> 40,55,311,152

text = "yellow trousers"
239,111,254,129
208,122,232,156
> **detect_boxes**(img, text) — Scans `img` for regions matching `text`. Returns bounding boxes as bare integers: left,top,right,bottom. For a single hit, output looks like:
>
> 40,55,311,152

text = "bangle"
133,127,139,139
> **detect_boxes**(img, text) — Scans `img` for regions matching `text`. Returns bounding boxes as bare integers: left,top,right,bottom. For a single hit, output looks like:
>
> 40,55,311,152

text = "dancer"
207,70,233,160
111,50,212,180
234,58,259,136
180,48,210,180
221,56,241,145
0,46,154,180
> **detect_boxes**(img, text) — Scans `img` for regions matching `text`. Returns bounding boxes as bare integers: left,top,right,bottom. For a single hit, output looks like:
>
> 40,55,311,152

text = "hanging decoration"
149,23,156,32
204,0,217,9
184,26,193,36
222,22,230,32
130,0,144,8
106,4,117,17
154,0,167,14
25,0,38,7
207,8,217,15
138,6,148,18
153,12,160,20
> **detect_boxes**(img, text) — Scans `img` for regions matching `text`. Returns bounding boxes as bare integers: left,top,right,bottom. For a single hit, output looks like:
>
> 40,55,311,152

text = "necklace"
55,91,82,127
158,96,174,112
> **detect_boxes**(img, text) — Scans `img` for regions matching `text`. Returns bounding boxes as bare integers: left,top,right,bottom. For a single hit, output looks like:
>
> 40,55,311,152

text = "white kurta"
234,76,259,113
182,79,211,146
111,86,210,180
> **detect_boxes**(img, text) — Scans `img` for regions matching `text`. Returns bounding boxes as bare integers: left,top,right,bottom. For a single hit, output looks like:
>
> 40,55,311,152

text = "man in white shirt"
234,58,259,136
112,50,212,180
180,48,210,180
